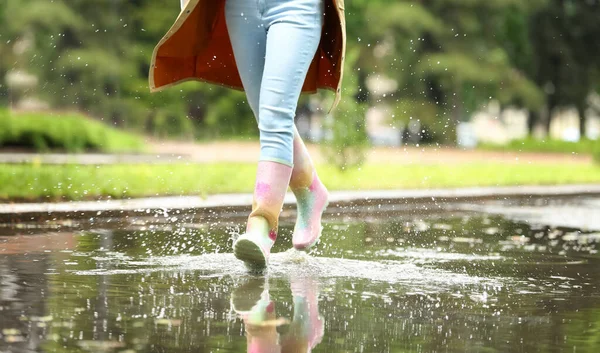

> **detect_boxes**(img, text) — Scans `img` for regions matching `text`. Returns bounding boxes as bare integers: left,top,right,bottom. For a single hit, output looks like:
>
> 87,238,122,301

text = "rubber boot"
290,128,329,250
234,161,292,270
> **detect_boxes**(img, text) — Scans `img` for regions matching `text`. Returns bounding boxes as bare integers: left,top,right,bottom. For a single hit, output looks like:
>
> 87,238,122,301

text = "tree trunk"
577,103,587,139
544,99,556,137
355,70,369,103
544,110,551,136
527,110,538,135
451,86,463,124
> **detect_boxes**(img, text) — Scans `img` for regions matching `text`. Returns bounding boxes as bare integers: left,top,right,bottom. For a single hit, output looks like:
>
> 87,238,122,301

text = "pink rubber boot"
234,161,292,270
290,128,329,250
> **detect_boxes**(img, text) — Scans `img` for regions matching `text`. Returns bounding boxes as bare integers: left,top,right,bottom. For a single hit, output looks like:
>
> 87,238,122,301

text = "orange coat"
149,0,346,113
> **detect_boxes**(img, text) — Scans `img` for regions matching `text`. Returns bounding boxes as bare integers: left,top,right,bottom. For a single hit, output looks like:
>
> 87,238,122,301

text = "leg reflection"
231,275,324,353
232,277,281,353
282,276,324,352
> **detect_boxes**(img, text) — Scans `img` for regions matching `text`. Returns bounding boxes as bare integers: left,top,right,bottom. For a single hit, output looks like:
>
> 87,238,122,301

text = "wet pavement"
1,194,599,353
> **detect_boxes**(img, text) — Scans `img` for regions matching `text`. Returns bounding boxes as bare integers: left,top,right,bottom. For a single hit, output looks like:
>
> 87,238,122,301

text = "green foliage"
519,0,600,134
1,0,599,151
344,0,547,144
0,109,145,153
321,99,369,171
3,0,84,36
321,48,369,171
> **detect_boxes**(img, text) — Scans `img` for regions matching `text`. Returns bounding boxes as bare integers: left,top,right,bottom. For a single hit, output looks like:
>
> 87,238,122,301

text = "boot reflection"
231,276,324,353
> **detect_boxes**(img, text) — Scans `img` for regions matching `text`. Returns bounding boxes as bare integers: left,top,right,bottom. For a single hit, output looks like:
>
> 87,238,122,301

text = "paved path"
151,140,592,165
0,141,592,165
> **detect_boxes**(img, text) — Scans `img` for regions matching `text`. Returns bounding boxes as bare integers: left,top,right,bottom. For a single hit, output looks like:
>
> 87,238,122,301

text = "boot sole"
294,229,321,251
234,239,267,270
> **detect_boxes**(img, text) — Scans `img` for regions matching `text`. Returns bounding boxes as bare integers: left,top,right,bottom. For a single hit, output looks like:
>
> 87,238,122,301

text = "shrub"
320,98,369,171
0,108,145,153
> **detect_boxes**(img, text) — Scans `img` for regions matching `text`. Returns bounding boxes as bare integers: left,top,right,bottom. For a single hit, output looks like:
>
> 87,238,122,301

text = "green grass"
0,108,145,153
0,162,599,201
480,137,598,155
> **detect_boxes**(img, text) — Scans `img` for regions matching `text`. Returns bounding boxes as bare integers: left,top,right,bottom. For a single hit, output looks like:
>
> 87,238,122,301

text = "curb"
1,184,599,222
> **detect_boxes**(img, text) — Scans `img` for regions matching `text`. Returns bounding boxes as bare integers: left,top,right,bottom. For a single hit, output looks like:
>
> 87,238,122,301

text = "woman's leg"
258,0,323,167
224,0,266,119
243,0,325,264
226,0,291,270
290,128,329,250
226,0,324,268
259,0,326,250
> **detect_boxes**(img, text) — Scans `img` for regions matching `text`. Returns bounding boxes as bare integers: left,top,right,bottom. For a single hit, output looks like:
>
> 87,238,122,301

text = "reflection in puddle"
232,276,323,353
0,201,600,353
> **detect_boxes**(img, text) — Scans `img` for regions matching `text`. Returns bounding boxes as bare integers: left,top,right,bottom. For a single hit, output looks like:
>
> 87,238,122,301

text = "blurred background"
1,0,600,200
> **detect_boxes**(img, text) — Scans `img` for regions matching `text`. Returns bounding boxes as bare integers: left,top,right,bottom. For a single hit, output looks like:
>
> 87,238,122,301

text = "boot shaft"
249,160,293,232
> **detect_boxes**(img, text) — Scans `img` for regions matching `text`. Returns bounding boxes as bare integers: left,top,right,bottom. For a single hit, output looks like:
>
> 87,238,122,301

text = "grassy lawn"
481,137,600,162
0,109,145,153
0,162,599,201
480,137,598,155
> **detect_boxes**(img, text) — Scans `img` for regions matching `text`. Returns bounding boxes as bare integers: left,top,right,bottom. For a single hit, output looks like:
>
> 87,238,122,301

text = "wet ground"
1,195,599,353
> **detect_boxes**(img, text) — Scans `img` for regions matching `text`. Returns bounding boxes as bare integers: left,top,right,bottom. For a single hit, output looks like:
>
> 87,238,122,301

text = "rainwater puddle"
1,198,600,353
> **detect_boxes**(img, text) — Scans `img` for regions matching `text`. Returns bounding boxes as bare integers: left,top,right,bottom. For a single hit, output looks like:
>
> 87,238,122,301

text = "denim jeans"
225,0,324,166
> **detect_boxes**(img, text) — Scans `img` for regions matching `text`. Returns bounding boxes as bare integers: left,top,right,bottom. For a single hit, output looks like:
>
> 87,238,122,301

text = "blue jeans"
225,0,324,167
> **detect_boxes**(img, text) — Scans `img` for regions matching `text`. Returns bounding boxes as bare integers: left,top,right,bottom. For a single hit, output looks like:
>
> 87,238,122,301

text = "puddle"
1,197,600,352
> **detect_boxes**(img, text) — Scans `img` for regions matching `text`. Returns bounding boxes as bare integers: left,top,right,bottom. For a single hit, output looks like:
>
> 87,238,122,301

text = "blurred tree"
0,0,254,138
321,47,369,171
343,0,544,143
0,4,9,104
493,0,600,136
524,0,600,137
1,0,600,145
